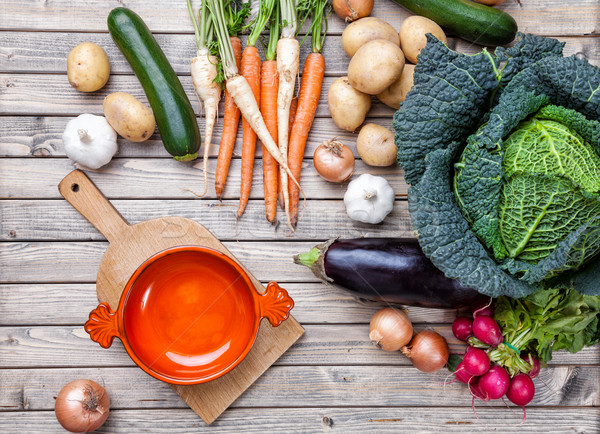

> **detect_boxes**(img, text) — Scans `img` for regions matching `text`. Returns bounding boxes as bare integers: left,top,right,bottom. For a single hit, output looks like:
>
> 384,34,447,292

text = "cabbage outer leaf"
397,33,600,297
409,144,536,299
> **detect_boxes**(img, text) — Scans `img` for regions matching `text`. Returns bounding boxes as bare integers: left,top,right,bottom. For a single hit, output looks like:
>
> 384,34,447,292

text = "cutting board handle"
58,170,129,243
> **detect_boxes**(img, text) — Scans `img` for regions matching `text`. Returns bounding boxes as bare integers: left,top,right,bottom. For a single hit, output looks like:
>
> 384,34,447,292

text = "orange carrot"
288,52,326,227
279,95,298,210
237,46,261,218
214,36,242,200
260,59,279,223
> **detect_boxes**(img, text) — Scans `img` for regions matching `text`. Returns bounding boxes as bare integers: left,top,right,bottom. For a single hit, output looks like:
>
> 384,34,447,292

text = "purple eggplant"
294,238,485,309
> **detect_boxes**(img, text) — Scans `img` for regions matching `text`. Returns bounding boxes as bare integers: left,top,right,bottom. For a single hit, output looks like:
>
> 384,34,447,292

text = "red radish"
472,316,503,346
452,316,473,341
472,298,494,317
470,380,489,401
463,348,490,376
477,365,510,400
507,373,535,406
522,353,541,378
455,361,477,385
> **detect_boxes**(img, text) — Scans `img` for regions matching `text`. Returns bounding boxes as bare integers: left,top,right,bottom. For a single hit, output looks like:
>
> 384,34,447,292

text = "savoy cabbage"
394,33,600,298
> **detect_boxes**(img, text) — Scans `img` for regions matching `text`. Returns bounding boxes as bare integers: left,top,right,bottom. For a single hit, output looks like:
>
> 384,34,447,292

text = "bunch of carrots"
187,0,329,230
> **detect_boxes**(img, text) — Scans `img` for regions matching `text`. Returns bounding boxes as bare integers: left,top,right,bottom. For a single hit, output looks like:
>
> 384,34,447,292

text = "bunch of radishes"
451,301,539,413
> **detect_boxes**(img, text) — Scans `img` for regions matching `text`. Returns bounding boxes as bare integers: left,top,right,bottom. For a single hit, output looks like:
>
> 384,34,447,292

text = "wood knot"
322,416,334,427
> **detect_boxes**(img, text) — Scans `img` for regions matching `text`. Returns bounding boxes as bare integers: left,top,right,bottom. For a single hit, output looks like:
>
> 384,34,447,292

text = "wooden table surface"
1,1,599,432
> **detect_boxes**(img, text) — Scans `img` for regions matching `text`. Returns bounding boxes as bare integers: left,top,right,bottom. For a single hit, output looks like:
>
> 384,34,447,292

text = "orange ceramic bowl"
84,246,293,385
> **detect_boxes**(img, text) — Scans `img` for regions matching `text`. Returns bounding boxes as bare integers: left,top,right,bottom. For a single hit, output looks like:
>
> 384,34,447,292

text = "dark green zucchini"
107,7,200,161
391,0,518,46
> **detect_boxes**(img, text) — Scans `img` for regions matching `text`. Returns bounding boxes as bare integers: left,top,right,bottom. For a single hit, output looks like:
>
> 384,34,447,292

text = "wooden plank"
0,241,327,283
0,158,408,200
0,284,459,326
0,74,395,118
0,199,413,241
2,324,598,368
1,407,599,433
0,116,386,158
2,32,598,75
1,0,598,36
1,365,597,410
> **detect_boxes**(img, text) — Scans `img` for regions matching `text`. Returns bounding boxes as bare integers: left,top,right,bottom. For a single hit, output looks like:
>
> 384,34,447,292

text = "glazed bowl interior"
121,246,258,384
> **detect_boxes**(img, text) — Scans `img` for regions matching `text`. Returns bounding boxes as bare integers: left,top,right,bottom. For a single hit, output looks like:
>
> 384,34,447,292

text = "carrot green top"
264,2,280,61
247,0,277,48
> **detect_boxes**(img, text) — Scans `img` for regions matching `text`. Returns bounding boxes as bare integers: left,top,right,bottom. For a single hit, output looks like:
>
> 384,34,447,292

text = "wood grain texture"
0,158,408,200
1,0,598,35
56,170,304,424
0,199,413,241
0,284,459,326
0,74,394,117
0,241,333,283
1,32,598,75
3,324,599,368
0,116,386,158
1,366,598,410
1,407,599,433
1,0,599,430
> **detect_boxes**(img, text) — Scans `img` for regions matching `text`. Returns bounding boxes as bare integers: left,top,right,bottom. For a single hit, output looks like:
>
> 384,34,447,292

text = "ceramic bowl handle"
257,282,294,327
84,302,119,349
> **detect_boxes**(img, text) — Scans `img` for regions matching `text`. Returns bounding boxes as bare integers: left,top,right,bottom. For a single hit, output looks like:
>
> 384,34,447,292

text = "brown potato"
399,16,447,64
328,77,372,132
342,17,399,58
103,92,156,143
348,39,405,95
376,64,416,109
67,42,110,92
357,123,397,167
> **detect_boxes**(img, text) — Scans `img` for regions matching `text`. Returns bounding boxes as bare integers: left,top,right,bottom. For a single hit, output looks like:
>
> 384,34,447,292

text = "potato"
67,42,110,92
357,123,397,167
342,17,399,58
399,16,447,64
103,92,156,143
328,77,372,132
376,64,415,109
348,39,405,95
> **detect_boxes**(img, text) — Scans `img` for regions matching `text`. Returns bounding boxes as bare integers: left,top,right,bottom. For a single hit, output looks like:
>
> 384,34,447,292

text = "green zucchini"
107,8,200,161
391,0,518,46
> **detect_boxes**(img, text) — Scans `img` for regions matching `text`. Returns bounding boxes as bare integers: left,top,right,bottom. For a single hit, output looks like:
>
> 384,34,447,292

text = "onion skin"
55,379,110,433
401,330,449,373
369,307,413,351
313,139,355,183
333,0,374,22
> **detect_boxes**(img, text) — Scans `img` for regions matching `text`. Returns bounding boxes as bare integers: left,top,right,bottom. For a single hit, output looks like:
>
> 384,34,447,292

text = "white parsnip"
276,37,300,218
275,0,301,227
188,0,220,196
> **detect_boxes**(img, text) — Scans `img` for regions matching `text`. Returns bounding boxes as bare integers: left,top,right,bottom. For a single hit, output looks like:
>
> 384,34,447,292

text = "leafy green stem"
280,0,297,38
207,0,237,79
247,0,277,47
265,2,280,61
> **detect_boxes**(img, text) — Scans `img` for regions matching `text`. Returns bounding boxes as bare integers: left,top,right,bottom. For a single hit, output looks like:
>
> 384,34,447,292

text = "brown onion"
369,307,413,351
313,138,355,183
55,379,110,433
401,330,449,373
333,0,374,22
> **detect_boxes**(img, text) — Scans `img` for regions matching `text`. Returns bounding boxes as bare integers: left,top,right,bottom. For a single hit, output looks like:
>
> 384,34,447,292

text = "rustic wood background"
1,0,599,432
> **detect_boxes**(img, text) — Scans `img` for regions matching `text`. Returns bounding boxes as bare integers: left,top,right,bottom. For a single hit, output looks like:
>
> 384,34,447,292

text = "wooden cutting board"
58,169,305,424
